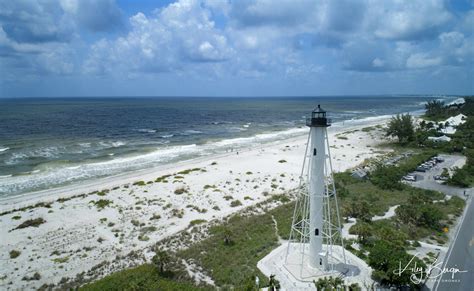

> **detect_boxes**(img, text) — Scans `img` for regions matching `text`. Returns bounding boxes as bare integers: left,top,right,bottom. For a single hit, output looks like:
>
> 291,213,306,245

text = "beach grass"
79,264,204,291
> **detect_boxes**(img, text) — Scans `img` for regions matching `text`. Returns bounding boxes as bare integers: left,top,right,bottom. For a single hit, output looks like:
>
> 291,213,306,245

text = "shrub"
174,187,187,195
177,168,201,175
171,209,184,218
150,213,161,220
91,199,112,210
97,189,109,196
52,256,70,263
133,181,146,186
9,250,21,259
138,235,150,241
230,200,242,207
190,219,207,227
278,160,287,163
14,217,46,230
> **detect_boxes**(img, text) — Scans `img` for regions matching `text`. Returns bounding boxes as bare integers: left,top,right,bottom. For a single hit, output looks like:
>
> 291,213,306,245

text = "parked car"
416,166,426,172
434,175,448,181
403,175,416,182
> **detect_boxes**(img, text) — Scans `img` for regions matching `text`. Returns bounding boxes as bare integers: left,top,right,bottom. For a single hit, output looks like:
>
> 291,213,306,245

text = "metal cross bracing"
285,127,346,276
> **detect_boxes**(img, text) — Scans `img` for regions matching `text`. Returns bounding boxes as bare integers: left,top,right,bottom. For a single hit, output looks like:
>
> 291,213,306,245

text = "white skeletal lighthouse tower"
285,105,346,276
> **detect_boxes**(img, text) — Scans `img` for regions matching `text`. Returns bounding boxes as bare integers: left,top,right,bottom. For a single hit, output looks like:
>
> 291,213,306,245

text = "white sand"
0,119,391,289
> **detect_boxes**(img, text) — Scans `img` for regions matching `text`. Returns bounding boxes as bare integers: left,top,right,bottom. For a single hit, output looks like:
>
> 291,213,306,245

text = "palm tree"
152,247,170,274
268,274,280,290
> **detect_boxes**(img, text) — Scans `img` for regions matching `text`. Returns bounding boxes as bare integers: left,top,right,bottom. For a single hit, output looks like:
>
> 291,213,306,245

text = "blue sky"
0,0,473,97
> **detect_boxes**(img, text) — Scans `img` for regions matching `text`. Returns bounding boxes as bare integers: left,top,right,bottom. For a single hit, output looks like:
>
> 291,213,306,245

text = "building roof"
428,135,451,142
313,104,326,113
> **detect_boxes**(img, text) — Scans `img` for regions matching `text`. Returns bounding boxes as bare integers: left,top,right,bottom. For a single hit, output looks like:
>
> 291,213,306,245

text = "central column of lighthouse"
308,125,325,269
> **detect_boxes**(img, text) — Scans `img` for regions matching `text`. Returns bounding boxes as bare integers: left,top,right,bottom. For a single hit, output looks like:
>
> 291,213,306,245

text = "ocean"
0,96,458,197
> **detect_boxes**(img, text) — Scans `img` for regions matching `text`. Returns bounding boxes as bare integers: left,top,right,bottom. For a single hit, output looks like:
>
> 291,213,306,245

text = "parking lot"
405,154,469,197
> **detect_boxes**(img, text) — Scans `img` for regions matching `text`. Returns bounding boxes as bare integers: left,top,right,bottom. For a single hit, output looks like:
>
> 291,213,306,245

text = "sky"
0,0,473,97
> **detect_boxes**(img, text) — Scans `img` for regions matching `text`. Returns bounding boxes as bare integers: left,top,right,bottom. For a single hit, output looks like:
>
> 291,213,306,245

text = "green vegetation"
152,248,171,274
171,209,184,218
368,240,425,288
90,199,112,210
416,97,474,187
361,126,376,132
97,189,109,196
11,215,21,220
370,151,437,190
174,187,187,195
133,181,146,186
230,200,242,207
177,203,294,288
22,272,41,281
177,168,202,175
385,113,415,143
52,256,70,264
447,149,474,187
278,159,287,163
424,99,465,121
337,135,348,140
150,213,161,220
13,217,46,230
189,219,207,227
155,174,171,183
314,277,360,290
76,98,474,290
80,264,203,291
9,250,21,259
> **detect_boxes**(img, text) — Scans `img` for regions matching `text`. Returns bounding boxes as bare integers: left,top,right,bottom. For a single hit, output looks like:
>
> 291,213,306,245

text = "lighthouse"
307,105,329,269
257,106,368,288
285,104,346,274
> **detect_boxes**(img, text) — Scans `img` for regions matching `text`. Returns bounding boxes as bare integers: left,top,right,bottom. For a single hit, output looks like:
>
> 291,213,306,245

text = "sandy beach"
0,118,391,290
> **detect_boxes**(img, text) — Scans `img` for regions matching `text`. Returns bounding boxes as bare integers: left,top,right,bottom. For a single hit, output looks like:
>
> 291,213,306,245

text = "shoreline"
0,116,392,290
0,115,392,211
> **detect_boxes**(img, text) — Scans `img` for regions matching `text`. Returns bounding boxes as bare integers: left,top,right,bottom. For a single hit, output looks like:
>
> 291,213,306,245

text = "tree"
345,200,372,222
385,114,415,143
368,240,425,289
268,274,280,291
425,100,445,117
152,248,170,274
419,120,426,130
223,226,233,246
352,222,373,244
314,277,353,290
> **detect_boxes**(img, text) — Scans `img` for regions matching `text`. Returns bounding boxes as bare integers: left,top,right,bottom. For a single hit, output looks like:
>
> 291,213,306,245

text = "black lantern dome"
306,104,331,127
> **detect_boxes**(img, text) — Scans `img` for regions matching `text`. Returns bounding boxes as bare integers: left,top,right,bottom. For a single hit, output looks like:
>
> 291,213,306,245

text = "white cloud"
371,0,452,40
406,53,442,69
84,0,233,75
